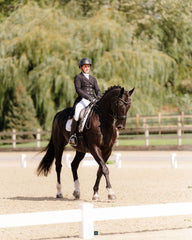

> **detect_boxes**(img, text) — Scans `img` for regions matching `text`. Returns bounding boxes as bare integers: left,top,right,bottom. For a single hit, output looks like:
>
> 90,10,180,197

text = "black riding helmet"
79,58,92,68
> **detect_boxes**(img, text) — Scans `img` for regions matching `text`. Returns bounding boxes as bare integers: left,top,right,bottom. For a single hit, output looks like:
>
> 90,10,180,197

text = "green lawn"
117,133,192,146
0,141,48,149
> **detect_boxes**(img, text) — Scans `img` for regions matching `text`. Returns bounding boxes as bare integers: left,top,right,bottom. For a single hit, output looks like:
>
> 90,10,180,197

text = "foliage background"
0,0,192,130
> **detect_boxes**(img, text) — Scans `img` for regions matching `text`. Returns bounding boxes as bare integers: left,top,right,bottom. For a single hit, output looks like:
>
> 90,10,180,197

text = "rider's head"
79,58,91,74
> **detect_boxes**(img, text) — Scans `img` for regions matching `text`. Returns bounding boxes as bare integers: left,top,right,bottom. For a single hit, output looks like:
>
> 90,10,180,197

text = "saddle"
65,103,94,133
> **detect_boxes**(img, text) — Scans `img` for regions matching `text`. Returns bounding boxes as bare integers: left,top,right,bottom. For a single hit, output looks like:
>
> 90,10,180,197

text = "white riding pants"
74,98,90,121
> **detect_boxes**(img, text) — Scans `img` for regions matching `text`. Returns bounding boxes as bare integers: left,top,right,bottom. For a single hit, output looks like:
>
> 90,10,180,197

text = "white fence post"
12,129,16,148
158,112,161,134
177,123,182,146
79,203,94,239
36,128,41,148
145,125,149,146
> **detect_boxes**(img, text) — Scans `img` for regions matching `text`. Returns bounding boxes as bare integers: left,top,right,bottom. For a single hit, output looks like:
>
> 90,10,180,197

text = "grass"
0,141,48,149
117,133,192,146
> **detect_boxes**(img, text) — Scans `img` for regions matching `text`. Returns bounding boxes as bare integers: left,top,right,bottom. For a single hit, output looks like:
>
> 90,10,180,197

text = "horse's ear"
129,88,135,96
119,87,124,97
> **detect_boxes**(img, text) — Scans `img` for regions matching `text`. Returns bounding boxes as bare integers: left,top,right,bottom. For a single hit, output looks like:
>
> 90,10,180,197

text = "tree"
4,83,39,132
0,0,27,21
0,1,192,131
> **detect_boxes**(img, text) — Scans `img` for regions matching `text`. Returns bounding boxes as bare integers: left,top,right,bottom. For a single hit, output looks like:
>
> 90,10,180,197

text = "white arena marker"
115,153,122,168
171,153,177,169
21,154,27,168
65,153,71,168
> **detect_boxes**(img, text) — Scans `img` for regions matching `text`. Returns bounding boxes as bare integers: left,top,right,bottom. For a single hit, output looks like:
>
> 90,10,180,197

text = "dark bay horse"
37,86,134,200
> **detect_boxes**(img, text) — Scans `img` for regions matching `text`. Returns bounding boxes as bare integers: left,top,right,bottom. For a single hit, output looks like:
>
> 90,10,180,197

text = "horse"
37,85,134,200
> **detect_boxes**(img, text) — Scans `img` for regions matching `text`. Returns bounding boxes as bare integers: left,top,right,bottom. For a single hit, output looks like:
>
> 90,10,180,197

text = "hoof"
92,194,100,201
108,194,116,200
73,190,80,199
56,193,63,198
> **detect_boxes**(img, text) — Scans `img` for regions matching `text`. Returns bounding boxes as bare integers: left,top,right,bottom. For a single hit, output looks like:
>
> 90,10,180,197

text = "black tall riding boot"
69,118,78,146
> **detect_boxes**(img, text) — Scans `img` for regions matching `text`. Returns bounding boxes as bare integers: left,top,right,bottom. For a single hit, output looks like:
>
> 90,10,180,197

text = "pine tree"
5,83,39,133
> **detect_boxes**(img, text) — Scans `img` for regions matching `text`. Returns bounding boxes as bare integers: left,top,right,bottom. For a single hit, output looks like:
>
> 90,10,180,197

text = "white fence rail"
0,209,81,228
1,202,192,239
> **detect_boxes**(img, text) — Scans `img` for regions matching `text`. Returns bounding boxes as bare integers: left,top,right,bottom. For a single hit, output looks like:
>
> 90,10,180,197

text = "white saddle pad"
66,119,72,132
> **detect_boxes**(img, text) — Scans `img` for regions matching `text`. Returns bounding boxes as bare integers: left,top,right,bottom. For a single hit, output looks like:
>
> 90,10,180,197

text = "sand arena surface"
1,151,192,240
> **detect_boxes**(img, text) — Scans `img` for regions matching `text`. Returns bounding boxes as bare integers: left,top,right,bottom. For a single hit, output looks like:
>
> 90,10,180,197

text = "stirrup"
69,134,77,146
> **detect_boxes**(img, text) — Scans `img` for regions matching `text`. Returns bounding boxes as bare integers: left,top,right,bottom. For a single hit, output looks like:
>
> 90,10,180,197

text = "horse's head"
113,87,134,130
97,85,134,129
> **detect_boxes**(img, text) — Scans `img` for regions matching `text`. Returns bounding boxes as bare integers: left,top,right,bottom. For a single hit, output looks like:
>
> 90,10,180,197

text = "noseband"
115,97,132,120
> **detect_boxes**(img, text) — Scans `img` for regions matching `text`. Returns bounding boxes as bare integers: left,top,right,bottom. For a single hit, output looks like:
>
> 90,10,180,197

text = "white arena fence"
0,152,186,169
22,152,181,169
1,202,192,239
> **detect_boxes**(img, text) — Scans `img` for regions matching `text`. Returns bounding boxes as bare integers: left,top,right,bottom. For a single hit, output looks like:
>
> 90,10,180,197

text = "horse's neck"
97,92,116,119
98,98,112,113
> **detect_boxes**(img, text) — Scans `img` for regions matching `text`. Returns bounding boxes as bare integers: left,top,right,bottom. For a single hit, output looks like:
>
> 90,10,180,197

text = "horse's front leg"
91,148,116,200
92,166,102,200
71,151,85,199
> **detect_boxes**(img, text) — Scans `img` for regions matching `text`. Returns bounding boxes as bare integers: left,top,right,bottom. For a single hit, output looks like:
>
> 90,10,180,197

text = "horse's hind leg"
55,140,67,198
55,149,64,198
71,151,85,199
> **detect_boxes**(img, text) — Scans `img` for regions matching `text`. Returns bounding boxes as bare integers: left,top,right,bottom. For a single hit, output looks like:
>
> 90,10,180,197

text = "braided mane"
102,85,122,98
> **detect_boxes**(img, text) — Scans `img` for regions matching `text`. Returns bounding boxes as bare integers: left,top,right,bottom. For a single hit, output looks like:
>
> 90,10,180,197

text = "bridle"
114,96,132,120
94,94,132,122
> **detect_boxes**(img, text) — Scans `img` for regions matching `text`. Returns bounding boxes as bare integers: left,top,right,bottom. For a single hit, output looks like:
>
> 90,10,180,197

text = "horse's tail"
37,136,55,176
36,108,71,176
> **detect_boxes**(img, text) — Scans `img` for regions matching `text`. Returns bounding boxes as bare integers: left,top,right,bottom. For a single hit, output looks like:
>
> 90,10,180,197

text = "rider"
69,58,101,146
